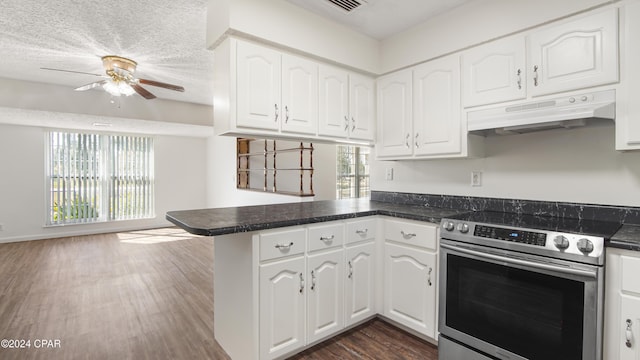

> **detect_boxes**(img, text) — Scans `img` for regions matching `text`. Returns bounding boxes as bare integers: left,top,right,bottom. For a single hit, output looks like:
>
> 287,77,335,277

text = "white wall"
372,125,640,207
205,130,337,208
0,123,208,243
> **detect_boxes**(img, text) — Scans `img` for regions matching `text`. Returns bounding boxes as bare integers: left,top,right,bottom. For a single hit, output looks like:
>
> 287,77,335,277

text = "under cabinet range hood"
467,89,616,135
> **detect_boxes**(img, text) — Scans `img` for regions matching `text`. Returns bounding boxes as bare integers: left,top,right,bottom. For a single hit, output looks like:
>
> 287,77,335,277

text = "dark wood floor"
0,228,438,359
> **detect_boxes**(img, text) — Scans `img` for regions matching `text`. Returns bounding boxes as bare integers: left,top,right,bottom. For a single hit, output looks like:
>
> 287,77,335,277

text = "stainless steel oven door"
439,239,603,360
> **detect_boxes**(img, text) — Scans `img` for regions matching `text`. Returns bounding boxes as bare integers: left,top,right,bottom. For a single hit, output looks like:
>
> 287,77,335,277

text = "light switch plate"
385,167,394,181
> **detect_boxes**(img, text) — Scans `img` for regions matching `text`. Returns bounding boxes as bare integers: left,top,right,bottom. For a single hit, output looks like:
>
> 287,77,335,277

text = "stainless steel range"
438,211,621,360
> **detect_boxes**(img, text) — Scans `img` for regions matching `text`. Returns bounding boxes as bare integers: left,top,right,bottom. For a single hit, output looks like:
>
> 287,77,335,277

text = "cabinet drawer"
259,228,306,261
384,219,438,251
346,218,377,244
621,256,640,294
308,222,344,252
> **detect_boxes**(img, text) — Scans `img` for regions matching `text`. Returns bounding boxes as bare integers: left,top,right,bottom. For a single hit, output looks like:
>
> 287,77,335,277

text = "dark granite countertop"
166,199,464,236
609,225,640,251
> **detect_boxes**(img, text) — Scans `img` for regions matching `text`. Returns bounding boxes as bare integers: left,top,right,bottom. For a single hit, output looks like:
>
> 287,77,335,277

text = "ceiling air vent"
325,0,366,12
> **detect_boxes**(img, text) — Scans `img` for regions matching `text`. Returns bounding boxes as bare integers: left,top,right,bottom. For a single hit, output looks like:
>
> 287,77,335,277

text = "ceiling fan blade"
74,80,108,91
138,78,185,92
130,83,157,99
41,67,106,77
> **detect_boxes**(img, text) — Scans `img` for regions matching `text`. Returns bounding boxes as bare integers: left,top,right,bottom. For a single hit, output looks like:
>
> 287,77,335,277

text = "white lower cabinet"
345,242,376,326
384,243,437,337
259,256,306,359
605,248,640,360
307,248,344,344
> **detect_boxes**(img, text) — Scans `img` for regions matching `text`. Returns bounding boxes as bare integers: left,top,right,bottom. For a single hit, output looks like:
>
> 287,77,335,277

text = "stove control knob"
457,223,469,234
577,238,594,254
443,221,455,231
553,235,570,250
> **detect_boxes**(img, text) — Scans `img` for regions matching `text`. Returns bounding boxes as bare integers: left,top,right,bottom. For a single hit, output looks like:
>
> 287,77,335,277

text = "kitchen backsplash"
371,191,640,226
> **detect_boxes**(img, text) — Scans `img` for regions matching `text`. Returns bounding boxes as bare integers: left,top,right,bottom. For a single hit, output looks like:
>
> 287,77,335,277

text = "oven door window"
446,254,584,360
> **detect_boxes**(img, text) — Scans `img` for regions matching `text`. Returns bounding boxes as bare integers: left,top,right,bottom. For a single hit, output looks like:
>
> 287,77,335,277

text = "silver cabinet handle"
310,270,316,291
517,69,522,90
355,229,368,235
299,273,304,294
415,132,420,148
344,116,349,131
427,267,433,286
285,105,289,123
351,117,356,132
533,65,539,87
275,241,294,250
320,235,335,241
627,319,633,348
405,133,410,148
401,230,416,239
348,261,353,279
274,104,279,122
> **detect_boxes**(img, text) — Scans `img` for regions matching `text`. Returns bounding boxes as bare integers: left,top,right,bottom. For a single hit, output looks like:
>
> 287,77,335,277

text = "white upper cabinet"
237,41,281,131
617,1,640,150
281,54,318,135
318,65,375,141
462,8,618,108
237,41,317,135
318,65,349,138
376,69,413,157
462,35,526,107
529,8,619,97
349,73,376,141
413,54,462,156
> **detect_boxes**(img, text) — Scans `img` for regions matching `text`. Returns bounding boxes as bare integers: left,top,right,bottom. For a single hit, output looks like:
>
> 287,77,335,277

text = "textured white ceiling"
286,0,476,39
0,0,214,105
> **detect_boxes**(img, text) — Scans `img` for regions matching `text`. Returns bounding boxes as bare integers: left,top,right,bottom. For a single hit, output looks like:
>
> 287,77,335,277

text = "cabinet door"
236,41,281,131
619,295,640,360
413,55,462,157
618,1,640,150
307,249,344,344
281,54,318,135
376,70,413,157
462,35,526,107
318,65,349,138
384,243,437,338
349,73,376,141
345,242,376,326
528,8,618,97
259,256,306,359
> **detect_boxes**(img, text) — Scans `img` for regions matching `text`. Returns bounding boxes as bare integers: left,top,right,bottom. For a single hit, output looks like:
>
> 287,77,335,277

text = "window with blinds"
46,131,154,225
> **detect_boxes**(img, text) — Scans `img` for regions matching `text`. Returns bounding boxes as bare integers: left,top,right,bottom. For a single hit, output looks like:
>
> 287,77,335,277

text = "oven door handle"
441,243,597,278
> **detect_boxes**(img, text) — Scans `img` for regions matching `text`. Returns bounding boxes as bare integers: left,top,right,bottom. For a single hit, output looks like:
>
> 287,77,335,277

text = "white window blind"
46,131,154,225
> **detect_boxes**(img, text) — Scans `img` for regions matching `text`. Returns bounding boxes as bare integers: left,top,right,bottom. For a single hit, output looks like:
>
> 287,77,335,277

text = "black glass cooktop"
447,211,621,239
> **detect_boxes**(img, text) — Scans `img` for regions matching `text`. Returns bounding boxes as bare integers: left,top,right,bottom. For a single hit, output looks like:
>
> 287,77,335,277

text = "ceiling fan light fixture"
102,79,135,97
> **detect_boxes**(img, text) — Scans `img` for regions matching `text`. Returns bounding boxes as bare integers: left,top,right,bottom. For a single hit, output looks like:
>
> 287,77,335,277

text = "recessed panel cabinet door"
384,243,436,338
462,35,526,107
528,8,618,97
260,256,306,360
376,70,413,157
349,73,376,141
318,65,349,138
282,54,318,135
413,55,461,157
345,242,376,327
307,249,344,344
236,41,281,130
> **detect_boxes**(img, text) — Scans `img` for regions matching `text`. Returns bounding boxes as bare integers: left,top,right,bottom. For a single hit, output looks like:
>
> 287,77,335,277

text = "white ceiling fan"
42,55,185,100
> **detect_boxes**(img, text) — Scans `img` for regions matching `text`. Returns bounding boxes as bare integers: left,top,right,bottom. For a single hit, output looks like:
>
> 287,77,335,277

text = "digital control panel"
474,225,547,246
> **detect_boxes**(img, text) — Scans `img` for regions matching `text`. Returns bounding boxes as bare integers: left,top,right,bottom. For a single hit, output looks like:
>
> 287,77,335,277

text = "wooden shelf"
237,138,314,197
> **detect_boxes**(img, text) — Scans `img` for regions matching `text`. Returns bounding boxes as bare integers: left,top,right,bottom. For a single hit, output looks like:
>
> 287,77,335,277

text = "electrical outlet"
471,171,482,187
385,167,394,181
0,223,4,231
